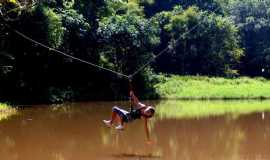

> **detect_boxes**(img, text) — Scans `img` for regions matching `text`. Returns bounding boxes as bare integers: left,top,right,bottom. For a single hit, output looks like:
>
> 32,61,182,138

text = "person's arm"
144,117,151,142
130,91,145,109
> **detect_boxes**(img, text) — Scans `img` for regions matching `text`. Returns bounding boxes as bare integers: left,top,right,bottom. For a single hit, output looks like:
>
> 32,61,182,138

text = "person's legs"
110,109,117,124
103,106,127,128
103,111,116,126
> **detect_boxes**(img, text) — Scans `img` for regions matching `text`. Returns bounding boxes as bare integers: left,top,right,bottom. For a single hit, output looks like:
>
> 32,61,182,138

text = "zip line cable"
1,4,130,78
131,24,198,78
1,3,222,81
12,26,130,79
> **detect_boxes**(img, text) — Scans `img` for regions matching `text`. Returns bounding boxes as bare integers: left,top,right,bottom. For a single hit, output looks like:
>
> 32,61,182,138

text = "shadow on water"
111,153,161,159
0,100,270,160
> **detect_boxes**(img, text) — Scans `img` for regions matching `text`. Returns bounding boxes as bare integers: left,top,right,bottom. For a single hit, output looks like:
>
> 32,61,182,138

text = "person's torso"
128,108,142,121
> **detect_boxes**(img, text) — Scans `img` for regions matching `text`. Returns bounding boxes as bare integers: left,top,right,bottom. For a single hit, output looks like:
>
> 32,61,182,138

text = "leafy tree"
97,8,160,95
44,7,64,48
142,0,223,17
98,14,159,74
154,6,243,76
227,0,270,77
2,0,269,103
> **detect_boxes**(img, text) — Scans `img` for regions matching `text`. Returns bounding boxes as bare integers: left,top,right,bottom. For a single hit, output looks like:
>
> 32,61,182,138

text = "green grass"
0,103,17,121
156,100,270,119
0,103,12,110
155,75,270,99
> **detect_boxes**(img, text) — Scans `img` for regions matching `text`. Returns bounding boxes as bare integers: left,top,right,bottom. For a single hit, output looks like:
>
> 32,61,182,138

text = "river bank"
155,75,270,100
0,103,17,121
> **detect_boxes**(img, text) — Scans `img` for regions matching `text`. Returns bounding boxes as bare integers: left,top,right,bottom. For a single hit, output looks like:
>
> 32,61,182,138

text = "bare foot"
103,120,112,127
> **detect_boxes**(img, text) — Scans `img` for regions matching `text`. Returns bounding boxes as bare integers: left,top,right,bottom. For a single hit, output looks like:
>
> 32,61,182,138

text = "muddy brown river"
0,101,270,160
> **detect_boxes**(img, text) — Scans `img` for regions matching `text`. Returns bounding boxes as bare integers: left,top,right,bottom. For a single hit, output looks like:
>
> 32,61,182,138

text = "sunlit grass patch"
155,75,270,99
156,100,270,119
0,103,17,121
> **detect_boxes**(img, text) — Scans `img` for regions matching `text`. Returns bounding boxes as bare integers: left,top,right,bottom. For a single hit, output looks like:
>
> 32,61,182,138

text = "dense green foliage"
152,6,242,75
0,103,10,110
227,0,270,77
155,75,270,99
0,0,270,103
0,103,16,121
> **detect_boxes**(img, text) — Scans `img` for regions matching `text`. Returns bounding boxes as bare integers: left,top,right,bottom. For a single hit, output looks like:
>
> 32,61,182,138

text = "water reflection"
0,101,269,160
156,100,270,119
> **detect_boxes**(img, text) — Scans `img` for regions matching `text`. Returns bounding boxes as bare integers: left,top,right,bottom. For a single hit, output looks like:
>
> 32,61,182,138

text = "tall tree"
153,6,243,76
227,0,270,77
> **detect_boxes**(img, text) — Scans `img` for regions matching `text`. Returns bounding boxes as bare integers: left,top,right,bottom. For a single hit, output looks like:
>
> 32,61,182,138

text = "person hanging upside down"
103,90,155,140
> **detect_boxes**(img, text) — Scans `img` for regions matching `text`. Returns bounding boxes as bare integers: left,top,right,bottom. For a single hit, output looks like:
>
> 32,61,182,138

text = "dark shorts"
112,106,131,123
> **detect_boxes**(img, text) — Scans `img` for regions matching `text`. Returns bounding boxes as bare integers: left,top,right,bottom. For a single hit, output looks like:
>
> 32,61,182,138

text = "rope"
130,25,198,78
